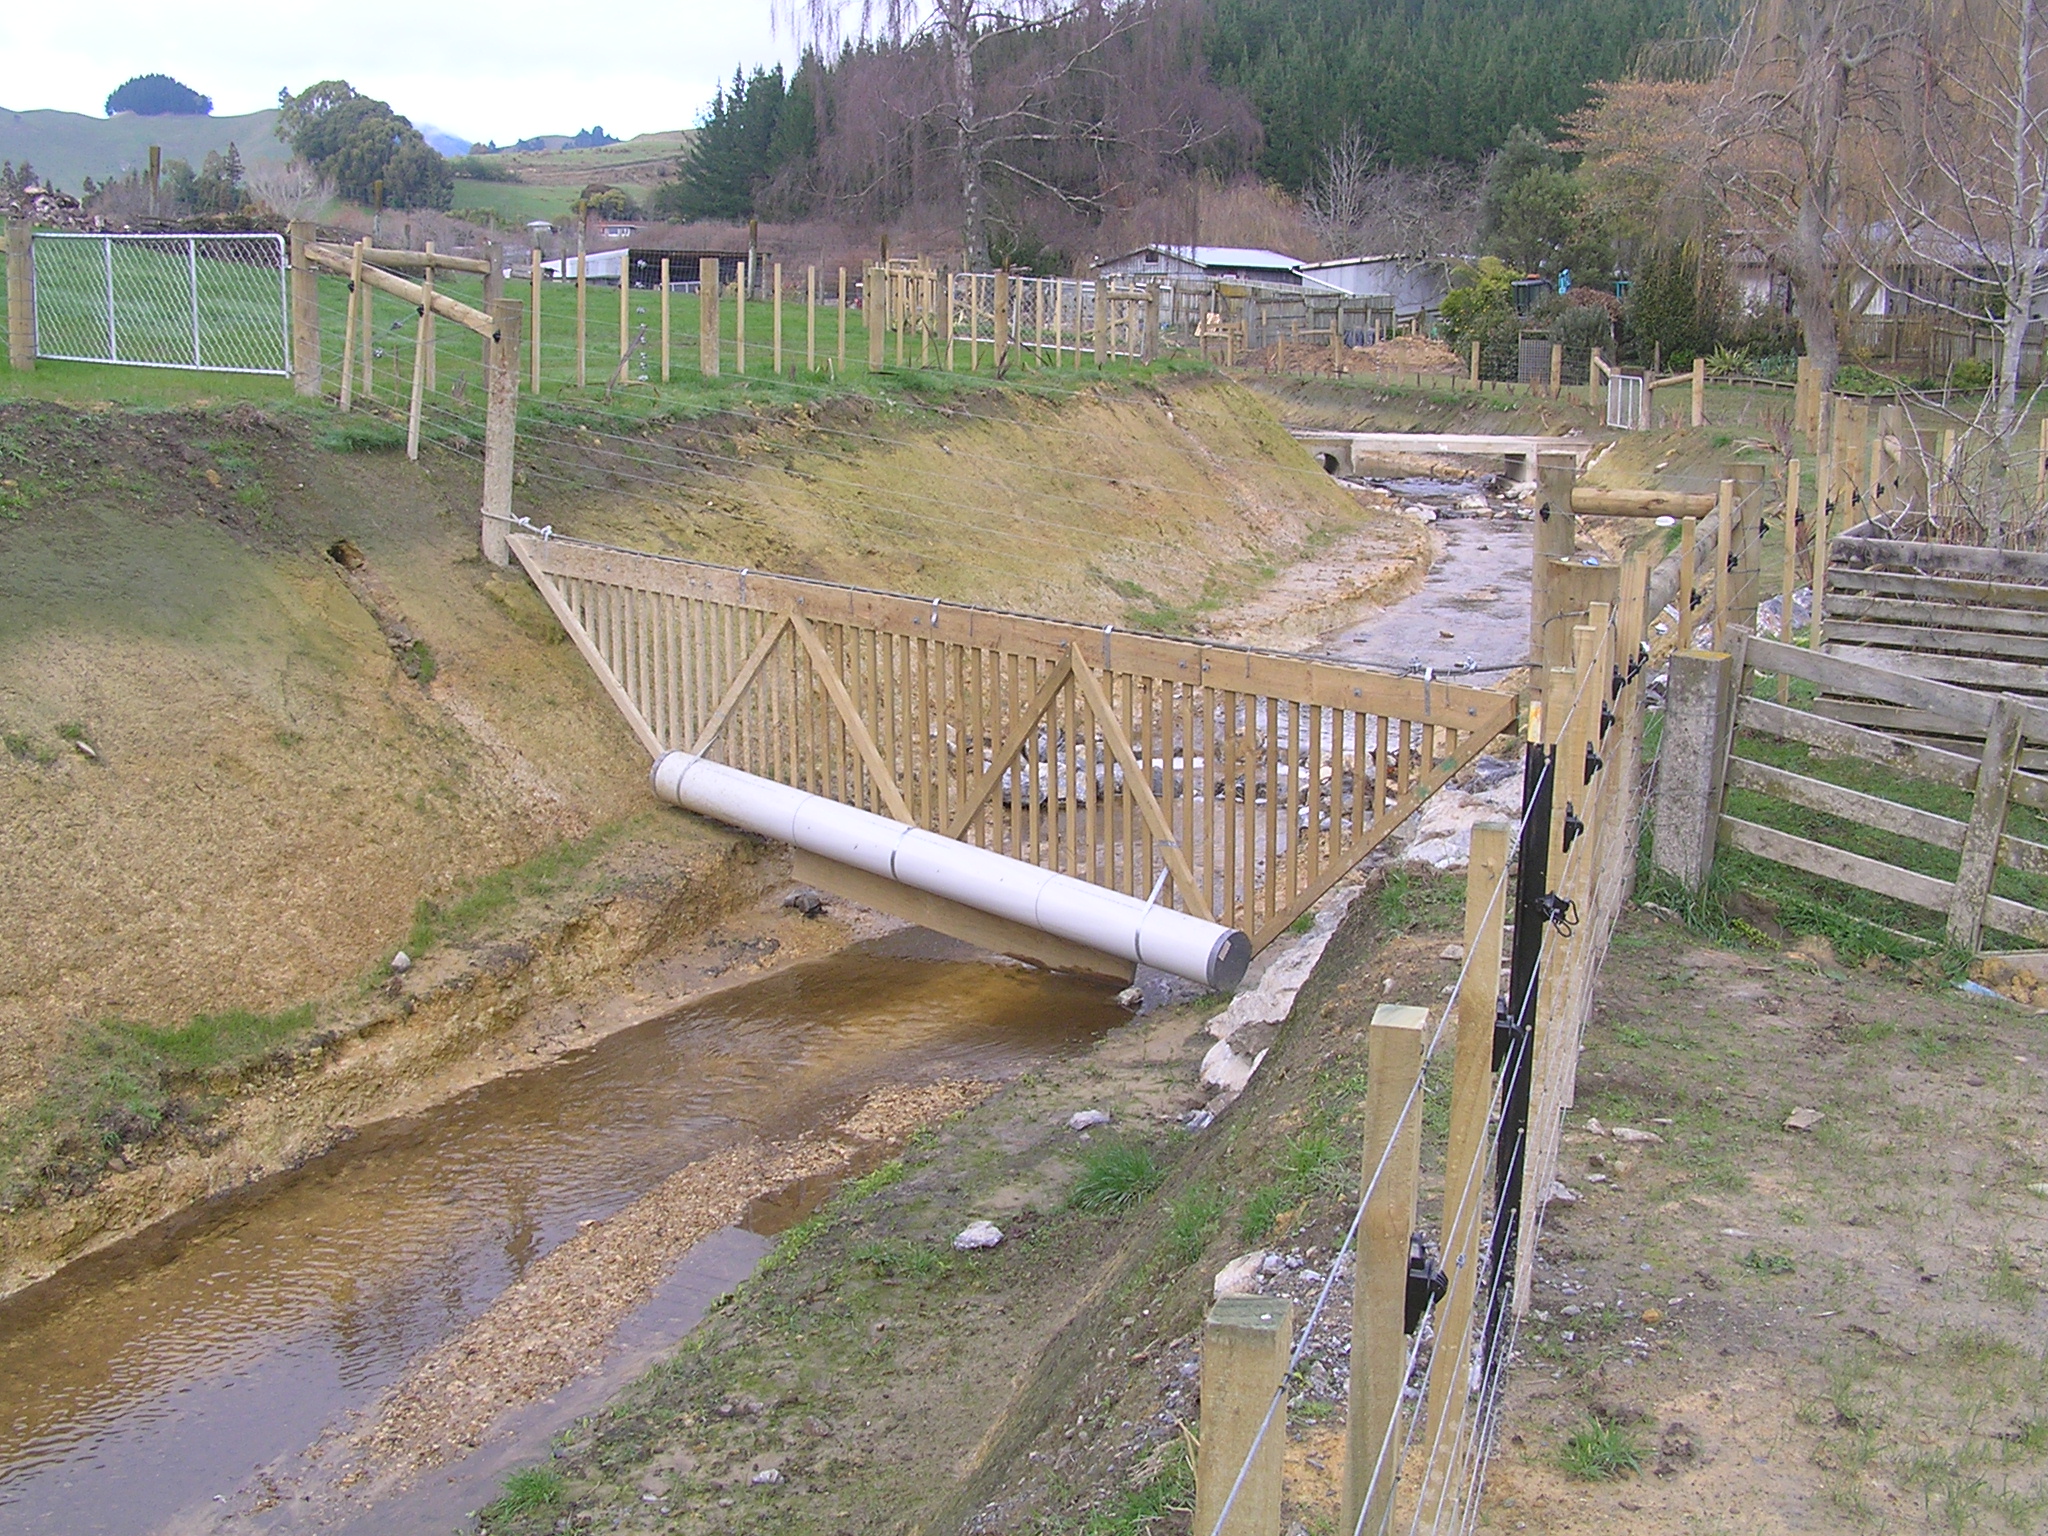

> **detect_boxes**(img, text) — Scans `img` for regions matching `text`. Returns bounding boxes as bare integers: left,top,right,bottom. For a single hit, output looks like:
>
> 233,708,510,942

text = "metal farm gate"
31,232,290,375
1606,371,1646,430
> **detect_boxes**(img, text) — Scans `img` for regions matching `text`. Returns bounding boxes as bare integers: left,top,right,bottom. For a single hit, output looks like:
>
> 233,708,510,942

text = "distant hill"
415,124,473,157
0,106,290,191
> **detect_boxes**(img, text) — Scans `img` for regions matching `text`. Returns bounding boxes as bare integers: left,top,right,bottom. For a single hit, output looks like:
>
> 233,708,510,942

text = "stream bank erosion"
0,371,1399,1293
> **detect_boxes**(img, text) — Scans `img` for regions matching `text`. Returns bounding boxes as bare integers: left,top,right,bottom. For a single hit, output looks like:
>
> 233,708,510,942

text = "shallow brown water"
0,933,1123,1535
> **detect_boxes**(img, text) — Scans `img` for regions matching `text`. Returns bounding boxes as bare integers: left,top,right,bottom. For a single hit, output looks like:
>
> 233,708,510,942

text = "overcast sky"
2,0,799,143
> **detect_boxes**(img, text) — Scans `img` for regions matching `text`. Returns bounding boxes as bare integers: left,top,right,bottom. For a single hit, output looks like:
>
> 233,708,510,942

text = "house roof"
1108,244,1304,271
1298,253,1474,269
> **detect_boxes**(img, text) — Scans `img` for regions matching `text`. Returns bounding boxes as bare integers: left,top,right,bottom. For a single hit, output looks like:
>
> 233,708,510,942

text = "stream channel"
0,933,1127,1534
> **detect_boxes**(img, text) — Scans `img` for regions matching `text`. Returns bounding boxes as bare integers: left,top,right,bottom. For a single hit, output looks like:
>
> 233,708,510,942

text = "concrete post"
1652,649,1736,891
1194,1294,1292,1536
287,220,320,397
1345,1003,1426,1536
480,298,522,568
6,218,34,372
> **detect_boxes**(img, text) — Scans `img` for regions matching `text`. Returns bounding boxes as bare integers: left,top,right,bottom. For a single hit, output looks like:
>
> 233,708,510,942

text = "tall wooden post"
530,246,542,392
1423,823,1510,1523
6,218,35,372
772,261,784,374
807,264,817,372
481,298,522,567
1530,451,1578,696
1143,283,1160,361
1730,460,1767,634
618,248,631,371
1691,355,1706,427
287,220,320,397
699,258,719,376
1549,341,1563,398
1811,454,1833,649
837,265,847,373
422,242,438,392
406,260,433,461
659,257,671,382
358,251,374,401
1093,275,1107,369
993,267,1010,373
1345,1003,1427,1536
735,271,746,372
574,229,587,387
1194,1296,1292,1536
1586,346,1602,411
481,240,503,379
1780,459,1802,697
339,237,363,411
1469,339,1480,388
1713,477,1735,648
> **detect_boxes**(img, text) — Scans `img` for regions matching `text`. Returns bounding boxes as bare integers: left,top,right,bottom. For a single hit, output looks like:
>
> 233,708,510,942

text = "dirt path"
1479,917,2048,1533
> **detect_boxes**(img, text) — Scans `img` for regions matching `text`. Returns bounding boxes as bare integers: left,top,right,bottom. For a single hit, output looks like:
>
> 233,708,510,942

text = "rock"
750,1467,784,1486
1583,1117,1608,1136
1299,1269,1323,1284
1398,772,1525,870
1069,1109,1113,1131
71,739,97,760
783,889,826,917
390,951,411,974
1439,943,1466,962
1782,1107,1824,1132
1201,1039,1259,1093
1259,1253,1288,1276
1610,1126,1663,1144
953,1220,1004,1251
1115,985,1144,1009
1214,1250,1267,1297
1544,1181,1581,1206
1183,1108,1216,1132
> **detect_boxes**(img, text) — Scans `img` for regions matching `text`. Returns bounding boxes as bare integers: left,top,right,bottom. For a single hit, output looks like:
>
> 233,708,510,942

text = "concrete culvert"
1317,452,1341,475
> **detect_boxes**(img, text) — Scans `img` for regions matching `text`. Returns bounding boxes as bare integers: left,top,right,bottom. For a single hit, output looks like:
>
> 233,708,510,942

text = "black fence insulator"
1689,586,1703,611
1610,666,1625,702
1561,803,1586,852
1584,742,1604,782
1538,893,1579,935
1758,517,1771,539
1628,642,1647,682
1727,548,1740,572
1599,701,1616,737
1405,1232,1449,1334
1492,997,1520,1071
1537,501,1553,521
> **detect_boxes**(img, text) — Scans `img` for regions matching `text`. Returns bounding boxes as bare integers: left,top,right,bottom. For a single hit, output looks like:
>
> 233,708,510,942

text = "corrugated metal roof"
1109,244,1304,270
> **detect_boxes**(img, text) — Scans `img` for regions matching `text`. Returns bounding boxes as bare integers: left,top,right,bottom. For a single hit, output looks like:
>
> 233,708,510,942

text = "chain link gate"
31,232,290,375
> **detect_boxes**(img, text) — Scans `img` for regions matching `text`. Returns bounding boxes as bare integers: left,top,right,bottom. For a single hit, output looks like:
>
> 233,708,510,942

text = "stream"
0,933,1126,1535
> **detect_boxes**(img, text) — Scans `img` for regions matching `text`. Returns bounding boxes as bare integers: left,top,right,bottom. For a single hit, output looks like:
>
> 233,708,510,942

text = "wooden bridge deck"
511,532,1517,953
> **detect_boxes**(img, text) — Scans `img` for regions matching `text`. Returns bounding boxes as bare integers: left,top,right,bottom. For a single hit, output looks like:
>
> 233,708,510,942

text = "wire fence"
30,232,289,375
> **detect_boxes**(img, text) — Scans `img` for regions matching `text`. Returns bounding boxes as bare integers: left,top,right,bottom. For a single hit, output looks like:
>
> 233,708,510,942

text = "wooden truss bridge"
510,532,1516,956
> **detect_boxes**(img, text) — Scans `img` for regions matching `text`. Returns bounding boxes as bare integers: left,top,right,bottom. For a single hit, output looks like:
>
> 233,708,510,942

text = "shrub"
1950,357,1993,391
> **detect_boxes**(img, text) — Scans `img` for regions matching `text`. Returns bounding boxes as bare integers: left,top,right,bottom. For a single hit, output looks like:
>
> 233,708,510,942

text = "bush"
1950,357,1993,391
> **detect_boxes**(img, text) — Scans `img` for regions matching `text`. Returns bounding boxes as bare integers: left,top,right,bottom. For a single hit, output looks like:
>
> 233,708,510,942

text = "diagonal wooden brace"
944,655,1074,838
789,612,914,823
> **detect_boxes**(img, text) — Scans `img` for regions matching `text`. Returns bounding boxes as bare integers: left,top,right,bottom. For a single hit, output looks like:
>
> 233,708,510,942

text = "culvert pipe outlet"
651,751,1252,992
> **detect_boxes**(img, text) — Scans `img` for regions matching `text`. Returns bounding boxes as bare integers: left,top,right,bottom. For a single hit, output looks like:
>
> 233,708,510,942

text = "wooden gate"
509,533,1516,951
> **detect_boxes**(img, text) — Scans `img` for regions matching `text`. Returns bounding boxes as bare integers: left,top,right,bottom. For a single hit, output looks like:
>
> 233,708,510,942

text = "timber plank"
1982,893,2048,945
1748,635,1996,725
1717,814,1957,912
1825,621,2048,664
1826,566,2048,612
1723,756,1967,850
1825,643,2048,696
1832,534,2048,585
1736,697,1981,789
1826,592,2048,639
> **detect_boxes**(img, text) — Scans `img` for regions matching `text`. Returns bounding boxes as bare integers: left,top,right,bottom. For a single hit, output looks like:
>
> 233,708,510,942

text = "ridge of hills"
0,106,291,190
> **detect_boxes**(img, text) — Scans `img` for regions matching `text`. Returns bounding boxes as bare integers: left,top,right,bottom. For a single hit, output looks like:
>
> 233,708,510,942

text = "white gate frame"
31,231,291,376
1606,370,1647,430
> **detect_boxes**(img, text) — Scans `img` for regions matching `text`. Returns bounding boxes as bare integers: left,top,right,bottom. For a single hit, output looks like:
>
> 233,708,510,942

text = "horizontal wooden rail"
1574,488,1717,518
302,244,495,336
1719,814,1958,910
329,242,493,276
508,533,1517,950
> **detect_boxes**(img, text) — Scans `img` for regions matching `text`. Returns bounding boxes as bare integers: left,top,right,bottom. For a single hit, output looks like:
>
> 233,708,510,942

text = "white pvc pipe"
651,751,1251,992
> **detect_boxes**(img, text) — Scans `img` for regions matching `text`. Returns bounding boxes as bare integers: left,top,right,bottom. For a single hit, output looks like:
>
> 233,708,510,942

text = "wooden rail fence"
507,532,1517,951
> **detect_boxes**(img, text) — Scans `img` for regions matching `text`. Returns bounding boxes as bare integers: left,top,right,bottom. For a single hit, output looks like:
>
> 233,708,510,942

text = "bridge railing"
510,532,1517,951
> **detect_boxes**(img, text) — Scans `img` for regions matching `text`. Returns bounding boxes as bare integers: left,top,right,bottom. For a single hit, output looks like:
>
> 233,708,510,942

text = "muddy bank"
454,864,1484,1535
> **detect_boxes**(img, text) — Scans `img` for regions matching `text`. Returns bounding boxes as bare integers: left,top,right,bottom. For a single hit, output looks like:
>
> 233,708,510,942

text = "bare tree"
779,0,1241,265
244,160,334,222
1301,126,1477,260
1708,0,1913,388
1303,125,1377,250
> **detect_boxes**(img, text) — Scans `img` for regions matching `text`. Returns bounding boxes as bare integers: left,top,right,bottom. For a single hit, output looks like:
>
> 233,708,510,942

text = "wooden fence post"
1423,823,1510,1523
808,264,817,372
1550,341,1563,398
1345,1003,1427,1536
530,246,542,392
422,242,438,392
358,251,375,401
1586,346,1602,411
993,266,1010,373
1780,459,1801,700
575,229,587,388
618,248,631,370
660,257,671,382
339,237,363,411
1530,451,1578,694
1469,339,1480,387
1713,478,1735,648
481,297,521,567
406,259,433,460
1652,649,1736,891
287,220,320,397
1950,696,2025,950
1194,1295,1292,1536
482,240,503,379
837,265,848,373
868,266,886,370
773,260,784,374
1144,283,1160,361
699,258,719,377
5,218,33,372
1811,453,1833,648
1691,355,1705,427
1094,276,1107,369
736,271,747,372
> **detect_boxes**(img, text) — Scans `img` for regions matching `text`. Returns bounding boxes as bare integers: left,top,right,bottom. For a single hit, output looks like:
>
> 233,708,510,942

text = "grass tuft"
1069,1140,1163,1214
1560,1417,1643,1481
1161,1187,1225,1268
319,417,408,453
480,1464,566,1526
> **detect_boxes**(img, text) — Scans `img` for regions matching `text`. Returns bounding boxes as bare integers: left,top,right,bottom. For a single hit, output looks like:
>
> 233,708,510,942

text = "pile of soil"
1349,335,1467,374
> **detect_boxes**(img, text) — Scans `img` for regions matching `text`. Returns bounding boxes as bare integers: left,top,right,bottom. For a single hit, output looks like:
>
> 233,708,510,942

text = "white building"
1096,244,1305,286
1298,254,1465,325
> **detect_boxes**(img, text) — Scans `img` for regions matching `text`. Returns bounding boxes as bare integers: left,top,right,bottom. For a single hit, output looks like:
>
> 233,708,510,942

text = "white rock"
953,1220,1004,1251
1115,985,1144,1010
1068,1109,1113,1131
1214,1250,1267,1297
390,951,412,974
750,1467,783,1486
1544,1181,1581,1206
1583,1117,1608,1136
1610,1126,1664,1144
1440,943,1466,962
1398,774,1525,870
1259,1252,1288,1276
1206,890,1364,1043
1183,1108,1216,1132
1201,1039,1255,1093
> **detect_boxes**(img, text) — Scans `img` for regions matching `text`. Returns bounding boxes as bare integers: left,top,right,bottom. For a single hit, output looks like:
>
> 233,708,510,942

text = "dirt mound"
1348,335,1466,374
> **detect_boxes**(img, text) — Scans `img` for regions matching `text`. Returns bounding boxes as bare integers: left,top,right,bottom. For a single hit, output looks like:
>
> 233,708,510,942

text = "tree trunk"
947,8,988,270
